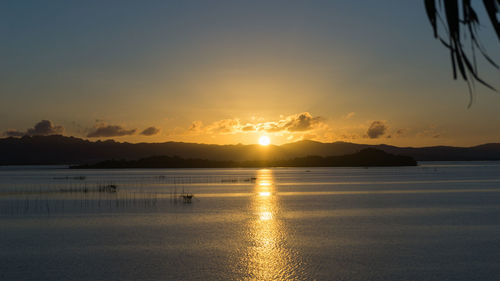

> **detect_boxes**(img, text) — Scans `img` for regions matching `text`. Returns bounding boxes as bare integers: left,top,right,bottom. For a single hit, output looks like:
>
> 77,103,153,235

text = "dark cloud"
87,125,136,138
140,126,160,136
3,129,25,137
394,129,406,137
26,120,64,136
340,133,358,140
3,120,64,137
367,121,387,139
284,112,323,132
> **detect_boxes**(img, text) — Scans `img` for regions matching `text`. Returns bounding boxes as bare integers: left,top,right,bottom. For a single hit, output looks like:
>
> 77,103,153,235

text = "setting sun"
259,136,271,146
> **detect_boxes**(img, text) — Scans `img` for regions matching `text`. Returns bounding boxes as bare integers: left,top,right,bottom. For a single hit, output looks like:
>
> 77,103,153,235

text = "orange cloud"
188,121,203,132
188,112,327,135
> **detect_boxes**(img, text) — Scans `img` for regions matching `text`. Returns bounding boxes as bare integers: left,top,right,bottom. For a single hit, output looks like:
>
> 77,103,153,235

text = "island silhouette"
71,148,417,169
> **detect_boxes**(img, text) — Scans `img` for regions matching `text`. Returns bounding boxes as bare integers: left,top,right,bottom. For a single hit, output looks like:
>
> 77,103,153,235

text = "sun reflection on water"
259,191,271,197
240,169,304,280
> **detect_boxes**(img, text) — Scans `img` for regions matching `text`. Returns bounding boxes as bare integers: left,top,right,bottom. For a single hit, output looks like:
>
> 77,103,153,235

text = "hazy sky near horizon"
1,0,499,146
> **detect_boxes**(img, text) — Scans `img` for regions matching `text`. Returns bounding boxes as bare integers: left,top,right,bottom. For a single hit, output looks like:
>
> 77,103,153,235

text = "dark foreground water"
1,162,500,281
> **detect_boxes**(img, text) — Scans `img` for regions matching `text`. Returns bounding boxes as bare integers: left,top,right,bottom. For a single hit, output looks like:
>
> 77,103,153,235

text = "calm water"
1,162,500,281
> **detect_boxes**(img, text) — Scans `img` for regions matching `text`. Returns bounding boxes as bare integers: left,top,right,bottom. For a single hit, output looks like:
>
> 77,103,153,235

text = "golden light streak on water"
259,191,271,197
241,169,304,280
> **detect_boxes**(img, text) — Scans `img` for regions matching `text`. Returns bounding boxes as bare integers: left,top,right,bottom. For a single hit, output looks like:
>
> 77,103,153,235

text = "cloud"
26,120,64,136
3,120,64,137
416,125,442,139
417,131,441,138
140,126,160,136
87,125,136,138
302,133,317,140
188,121,203,132
259,122,283,133
206,119,241,134
284,112,323,132
3,129,25,137
186,112,327,137
367,121,388,139
385,128,407,139
257,112,325,133
339,133,359,140
343,112,356,119
241,124,257,132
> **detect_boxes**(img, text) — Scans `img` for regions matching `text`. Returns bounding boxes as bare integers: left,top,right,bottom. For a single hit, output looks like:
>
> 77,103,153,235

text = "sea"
1,162,500,281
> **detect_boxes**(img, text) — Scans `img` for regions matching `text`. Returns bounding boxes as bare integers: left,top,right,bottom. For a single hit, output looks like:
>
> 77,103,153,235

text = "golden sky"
1,1,499,147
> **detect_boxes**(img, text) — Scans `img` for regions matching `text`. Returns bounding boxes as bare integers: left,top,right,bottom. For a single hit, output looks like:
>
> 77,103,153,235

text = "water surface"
1,162,500,280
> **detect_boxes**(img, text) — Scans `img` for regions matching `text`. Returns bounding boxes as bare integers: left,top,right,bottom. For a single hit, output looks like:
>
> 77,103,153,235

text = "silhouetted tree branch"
424,0,499,107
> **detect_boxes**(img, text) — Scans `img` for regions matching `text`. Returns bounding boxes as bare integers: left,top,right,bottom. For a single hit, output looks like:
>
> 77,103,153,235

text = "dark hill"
1,135,500,165
72,148,417,169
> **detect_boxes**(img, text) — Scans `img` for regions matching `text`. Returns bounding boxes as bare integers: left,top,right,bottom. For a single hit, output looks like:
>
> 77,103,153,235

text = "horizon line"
1,134,499,149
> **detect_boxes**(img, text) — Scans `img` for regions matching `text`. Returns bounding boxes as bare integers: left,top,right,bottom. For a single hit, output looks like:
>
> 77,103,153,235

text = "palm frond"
425,0,500,107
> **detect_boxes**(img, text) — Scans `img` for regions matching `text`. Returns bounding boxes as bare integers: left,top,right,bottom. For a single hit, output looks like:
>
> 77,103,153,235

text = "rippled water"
1,162,500,280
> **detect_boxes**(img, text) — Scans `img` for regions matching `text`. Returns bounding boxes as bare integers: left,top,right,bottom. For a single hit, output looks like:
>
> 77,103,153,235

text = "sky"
1,0,499,147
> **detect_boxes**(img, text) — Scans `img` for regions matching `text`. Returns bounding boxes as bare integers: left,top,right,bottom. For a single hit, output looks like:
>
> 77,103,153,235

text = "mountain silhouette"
1,135,500,165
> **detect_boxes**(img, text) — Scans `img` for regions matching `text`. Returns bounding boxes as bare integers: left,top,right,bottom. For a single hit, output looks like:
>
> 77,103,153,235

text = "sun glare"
259,136,271,146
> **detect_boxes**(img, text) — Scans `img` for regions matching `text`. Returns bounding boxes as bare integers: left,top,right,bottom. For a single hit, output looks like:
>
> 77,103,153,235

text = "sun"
258,136,271,146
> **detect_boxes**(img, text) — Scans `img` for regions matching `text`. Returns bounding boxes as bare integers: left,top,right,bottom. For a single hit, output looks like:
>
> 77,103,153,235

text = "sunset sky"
1,1,499,146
